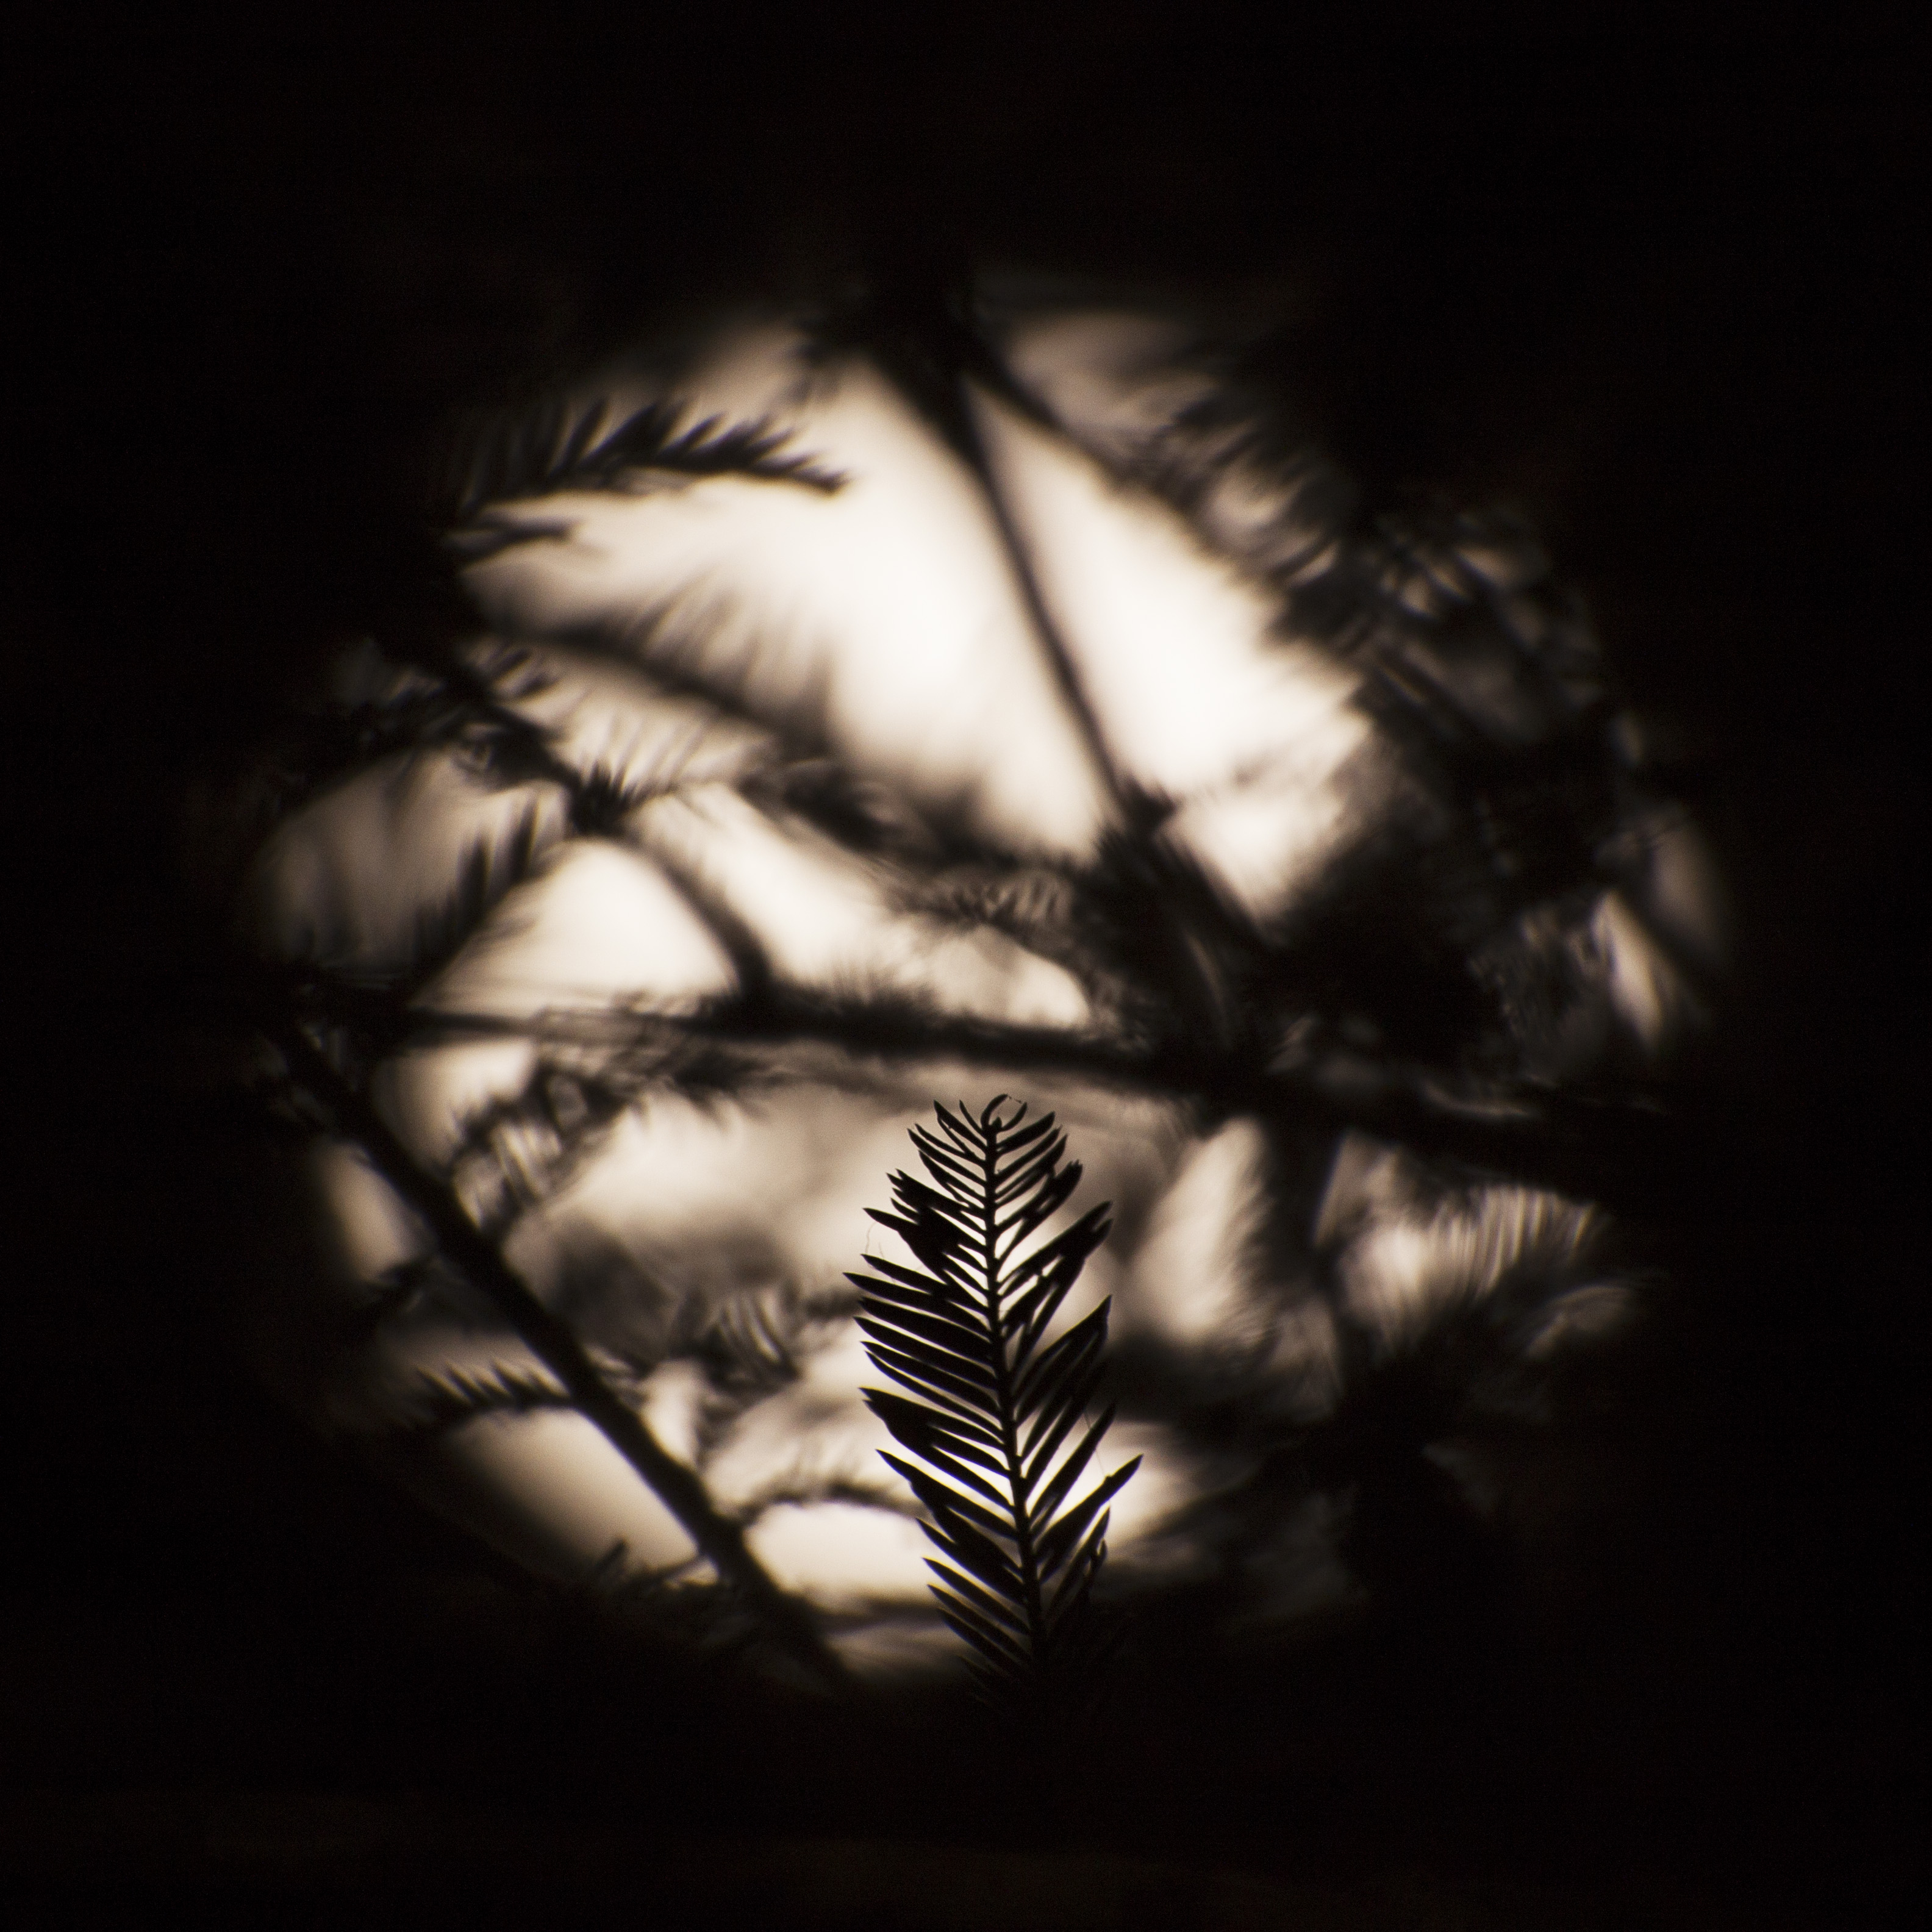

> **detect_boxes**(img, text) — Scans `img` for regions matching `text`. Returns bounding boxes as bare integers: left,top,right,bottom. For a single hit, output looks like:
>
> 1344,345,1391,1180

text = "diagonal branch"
852,274,1246,1049
259,1007,851,1696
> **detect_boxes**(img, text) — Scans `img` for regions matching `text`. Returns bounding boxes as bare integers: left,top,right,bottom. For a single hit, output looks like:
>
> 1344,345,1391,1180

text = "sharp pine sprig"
849,1097,1139,1719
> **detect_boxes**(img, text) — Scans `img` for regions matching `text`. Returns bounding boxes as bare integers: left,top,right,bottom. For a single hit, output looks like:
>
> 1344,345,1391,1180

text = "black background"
4,10,1922,1923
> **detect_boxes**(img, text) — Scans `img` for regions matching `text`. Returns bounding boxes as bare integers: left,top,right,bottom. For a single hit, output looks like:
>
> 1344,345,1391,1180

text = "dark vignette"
5,13,1920,1927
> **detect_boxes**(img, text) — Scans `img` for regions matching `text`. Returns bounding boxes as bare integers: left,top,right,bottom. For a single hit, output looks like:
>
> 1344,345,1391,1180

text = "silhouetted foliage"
209,260,1723,1733
851,1100,1139,1722
443,395,846,563
12,27,1920,1923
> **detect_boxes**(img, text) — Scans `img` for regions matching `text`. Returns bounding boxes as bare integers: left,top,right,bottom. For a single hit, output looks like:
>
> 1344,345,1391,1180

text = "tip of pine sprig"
850,1097,1135,1724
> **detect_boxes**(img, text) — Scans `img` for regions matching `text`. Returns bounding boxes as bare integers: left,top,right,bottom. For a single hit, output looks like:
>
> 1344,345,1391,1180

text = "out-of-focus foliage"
206,276,1724,1683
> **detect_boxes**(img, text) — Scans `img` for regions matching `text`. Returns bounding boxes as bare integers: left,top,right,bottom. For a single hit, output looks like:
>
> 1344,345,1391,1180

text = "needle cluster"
850,1098,1140,1718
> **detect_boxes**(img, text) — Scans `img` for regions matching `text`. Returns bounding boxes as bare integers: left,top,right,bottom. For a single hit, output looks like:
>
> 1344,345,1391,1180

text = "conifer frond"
448,1060,631,1237
446,394,847,535
849,1098,1139,1720
393,1362,578,1436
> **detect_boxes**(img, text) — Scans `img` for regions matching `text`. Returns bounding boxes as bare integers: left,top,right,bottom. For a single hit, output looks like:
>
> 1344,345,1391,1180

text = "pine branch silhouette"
444,394,846,558
850,1098,1140,1722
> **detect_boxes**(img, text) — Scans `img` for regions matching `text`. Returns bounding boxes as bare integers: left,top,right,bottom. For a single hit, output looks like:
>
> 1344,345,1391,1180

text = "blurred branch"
343,988,1680,1218
256,1001,852,1697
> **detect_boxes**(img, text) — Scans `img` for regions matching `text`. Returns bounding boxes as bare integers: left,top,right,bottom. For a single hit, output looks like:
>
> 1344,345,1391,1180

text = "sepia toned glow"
238,747,568,975
462,356,1116,862
412,1408,700,1580
481,637,783,796
743,1501,935,1611
629,785,1092,1026
702,1326,905,1522
426,837,739,1018
1091,1419,1217,1573
970,385,1374,928
971,385,1364,802
1337,1180,1604,1354
993,301,1344,587
313,1136,430,1283
1120,1115,1277,1351
220,288,1720,1675
377,1037,542,1173
1154,756,1381,932
539,1090,936,1308
1594,888,1703,1054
